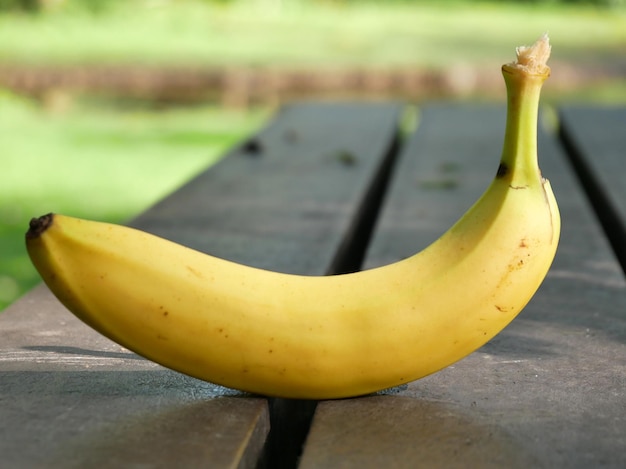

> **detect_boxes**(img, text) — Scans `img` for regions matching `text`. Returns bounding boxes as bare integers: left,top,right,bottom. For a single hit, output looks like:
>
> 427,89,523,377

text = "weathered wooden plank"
0,102,404,468
300,395,538,468
0,285,269,469
558,106,626,226
131,101,403,275
300,105,626,468
363,103,501,269
558,106,626,272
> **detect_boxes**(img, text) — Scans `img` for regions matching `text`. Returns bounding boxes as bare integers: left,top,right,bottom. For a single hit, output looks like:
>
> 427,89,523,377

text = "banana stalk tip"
26,213,54,240
508,33,551,76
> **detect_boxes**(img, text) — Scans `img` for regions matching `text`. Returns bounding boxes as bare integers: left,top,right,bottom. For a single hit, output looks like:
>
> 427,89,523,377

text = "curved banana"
26,35,559,399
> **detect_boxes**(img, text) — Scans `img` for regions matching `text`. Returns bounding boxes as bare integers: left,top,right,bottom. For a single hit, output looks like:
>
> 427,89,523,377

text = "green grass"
0,0,623,69
0,91,267,311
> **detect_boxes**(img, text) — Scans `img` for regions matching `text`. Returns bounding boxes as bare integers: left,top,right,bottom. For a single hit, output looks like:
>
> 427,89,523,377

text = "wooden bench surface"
1,102,624,468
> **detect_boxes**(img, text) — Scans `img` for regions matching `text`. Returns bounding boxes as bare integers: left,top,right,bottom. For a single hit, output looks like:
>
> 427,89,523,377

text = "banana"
26,35,559,399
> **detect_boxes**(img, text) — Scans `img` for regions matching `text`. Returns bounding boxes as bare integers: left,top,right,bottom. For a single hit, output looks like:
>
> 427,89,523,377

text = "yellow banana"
26,35,559,399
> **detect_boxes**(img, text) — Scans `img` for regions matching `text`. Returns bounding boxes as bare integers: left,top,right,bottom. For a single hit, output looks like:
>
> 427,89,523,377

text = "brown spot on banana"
186,266,203,279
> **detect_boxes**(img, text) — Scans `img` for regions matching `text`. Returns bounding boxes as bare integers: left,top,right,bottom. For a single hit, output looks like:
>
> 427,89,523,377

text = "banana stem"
499,34,551,185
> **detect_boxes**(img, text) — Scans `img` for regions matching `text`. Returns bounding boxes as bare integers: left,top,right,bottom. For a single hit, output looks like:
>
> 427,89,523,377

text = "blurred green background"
1,0,625,311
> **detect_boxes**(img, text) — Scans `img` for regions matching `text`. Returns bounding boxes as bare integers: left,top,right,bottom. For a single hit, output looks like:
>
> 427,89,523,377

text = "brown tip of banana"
26,213,54,240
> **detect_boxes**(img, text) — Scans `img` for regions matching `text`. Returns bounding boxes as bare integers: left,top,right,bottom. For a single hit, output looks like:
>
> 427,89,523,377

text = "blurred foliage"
0,0,119,13
0,0,623,69
0,0,36,12
0,0,623,13
333,0,624,5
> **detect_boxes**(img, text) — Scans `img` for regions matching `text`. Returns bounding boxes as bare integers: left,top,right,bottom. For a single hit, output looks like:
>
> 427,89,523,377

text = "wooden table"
1,102,625,469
